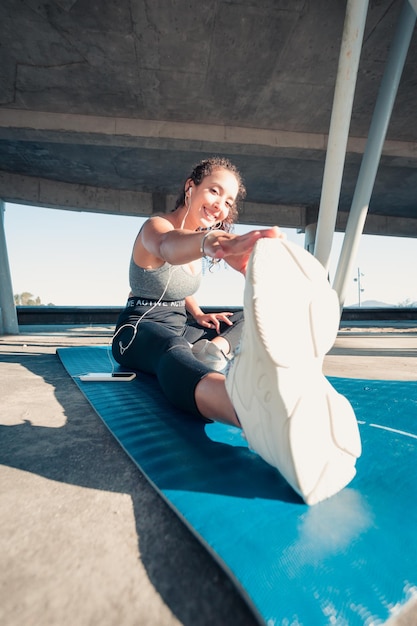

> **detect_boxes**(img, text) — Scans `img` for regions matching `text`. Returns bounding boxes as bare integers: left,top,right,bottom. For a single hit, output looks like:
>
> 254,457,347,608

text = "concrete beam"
0,109,416,160
0,109,328,154
0,170,307,226
334,212,417,238
238,201,308,230
0,170,153,217
2,170,417,239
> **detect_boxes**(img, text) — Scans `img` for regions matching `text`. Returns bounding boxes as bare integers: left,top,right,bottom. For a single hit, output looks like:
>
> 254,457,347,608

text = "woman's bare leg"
194,372,240,427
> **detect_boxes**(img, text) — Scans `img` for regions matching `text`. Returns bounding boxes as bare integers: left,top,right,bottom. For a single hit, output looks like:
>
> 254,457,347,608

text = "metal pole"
314,0,369,271
0,201,19,334
333,0,416,307
354,267,364,307
357,268,361,307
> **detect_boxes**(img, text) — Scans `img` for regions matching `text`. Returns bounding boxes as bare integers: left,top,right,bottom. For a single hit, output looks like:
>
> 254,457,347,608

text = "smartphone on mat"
79,372,136,382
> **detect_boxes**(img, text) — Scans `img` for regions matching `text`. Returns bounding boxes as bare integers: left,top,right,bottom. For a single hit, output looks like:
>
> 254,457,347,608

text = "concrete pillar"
333,0,417,307
304,223,317,254
314,0,369,271
0,201,19,334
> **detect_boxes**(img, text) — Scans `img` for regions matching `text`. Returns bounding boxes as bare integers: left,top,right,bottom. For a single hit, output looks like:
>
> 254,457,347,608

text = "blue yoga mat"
57,345,417,626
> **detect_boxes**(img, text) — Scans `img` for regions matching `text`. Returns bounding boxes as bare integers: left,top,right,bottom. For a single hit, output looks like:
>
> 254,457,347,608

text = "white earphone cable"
110,264,180,362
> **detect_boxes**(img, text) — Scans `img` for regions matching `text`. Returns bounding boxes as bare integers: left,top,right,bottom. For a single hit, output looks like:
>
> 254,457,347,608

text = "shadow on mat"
3,351,417,626
0,352,262,626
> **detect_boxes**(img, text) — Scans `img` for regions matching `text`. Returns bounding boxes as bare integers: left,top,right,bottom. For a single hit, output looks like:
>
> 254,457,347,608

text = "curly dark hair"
174,157,246,231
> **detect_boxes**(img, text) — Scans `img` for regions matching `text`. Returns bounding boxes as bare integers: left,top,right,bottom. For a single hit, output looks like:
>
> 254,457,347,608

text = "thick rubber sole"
225,238,362,505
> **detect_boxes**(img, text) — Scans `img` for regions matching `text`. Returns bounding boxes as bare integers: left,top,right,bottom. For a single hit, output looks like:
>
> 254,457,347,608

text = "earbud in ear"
187,187,192,197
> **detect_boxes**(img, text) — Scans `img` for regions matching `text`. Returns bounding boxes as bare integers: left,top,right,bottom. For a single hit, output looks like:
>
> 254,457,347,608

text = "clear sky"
3,202,417,308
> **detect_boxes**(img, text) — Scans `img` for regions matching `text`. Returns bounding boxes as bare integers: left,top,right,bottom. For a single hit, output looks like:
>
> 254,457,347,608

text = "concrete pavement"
1,323,416,625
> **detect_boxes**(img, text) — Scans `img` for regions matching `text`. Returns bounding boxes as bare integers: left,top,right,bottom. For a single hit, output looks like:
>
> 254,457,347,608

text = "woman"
112,156,361,505
112,156,280,426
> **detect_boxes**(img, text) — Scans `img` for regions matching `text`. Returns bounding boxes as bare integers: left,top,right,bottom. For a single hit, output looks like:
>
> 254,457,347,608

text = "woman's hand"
193,311,234,333
203,226,285,275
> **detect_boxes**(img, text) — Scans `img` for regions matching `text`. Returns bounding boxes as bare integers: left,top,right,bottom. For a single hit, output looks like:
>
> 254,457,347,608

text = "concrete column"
409,0,417,14
304,223,317,254
0,201,19,334
314,0,369,271
333,0,417,307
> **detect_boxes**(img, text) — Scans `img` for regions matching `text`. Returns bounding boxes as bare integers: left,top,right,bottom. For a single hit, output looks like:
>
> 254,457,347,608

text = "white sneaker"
192,339,230,372
225,237,362,505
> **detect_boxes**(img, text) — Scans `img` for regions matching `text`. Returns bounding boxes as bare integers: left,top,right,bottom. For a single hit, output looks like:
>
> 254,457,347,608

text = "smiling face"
186,168,240,230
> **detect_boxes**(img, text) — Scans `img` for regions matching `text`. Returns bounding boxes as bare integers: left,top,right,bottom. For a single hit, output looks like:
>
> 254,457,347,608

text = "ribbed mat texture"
58,345,417,626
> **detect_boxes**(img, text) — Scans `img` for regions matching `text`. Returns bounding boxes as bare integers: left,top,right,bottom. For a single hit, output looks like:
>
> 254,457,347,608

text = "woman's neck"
172,204,198,231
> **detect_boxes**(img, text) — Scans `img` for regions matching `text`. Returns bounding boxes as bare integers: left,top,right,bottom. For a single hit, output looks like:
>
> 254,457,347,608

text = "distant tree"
398,298,417,308
14,292,45,305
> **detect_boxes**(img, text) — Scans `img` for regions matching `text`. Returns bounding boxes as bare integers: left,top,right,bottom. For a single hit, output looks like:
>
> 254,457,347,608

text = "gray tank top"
129,256,202,301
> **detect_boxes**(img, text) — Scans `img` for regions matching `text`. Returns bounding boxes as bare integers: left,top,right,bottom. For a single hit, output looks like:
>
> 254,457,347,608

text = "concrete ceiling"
0,0,416,236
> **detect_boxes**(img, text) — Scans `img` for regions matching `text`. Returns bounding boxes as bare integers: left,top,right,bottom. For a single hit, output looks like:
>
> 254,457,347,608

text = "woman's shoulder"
144,214,175,231
132,215,174,268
